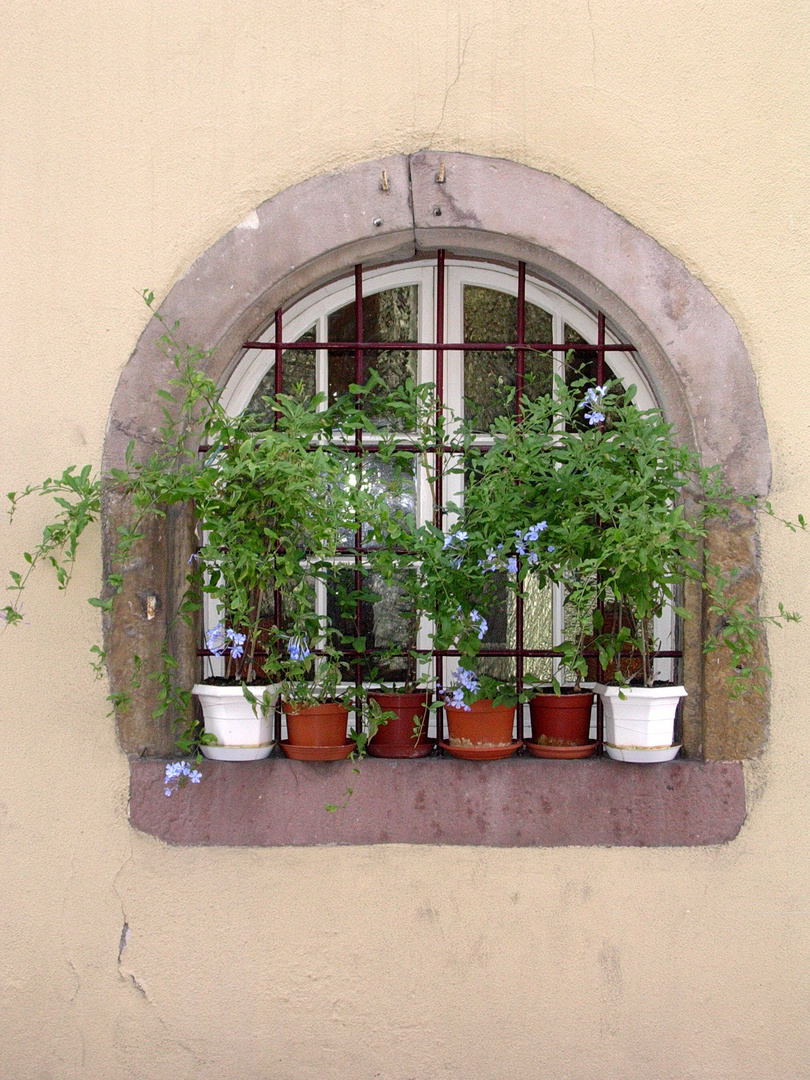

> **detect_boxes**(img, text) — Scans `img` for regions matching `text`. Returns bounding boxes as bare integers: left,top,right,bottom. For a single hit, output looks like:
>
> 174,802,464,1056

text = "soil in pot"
367,691,433,758
283,702,349,748
444,698,515,748
529,689,594,748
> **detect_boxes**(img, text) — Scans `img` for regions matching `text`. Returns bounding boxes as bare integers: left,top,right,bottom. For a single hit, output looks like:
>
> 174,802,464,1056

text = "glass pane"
246,326,316,421
328,286,418,427
463,286,553,432
327,566,417,682
523,575,554,684
564,323,616,387
335,453,416,548
472,570,515,682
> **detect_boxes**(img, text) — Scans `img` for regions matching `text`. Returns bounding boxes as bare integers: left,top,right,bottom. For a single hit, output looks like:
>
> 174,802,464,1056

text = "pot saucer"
525,740,597,759
280,740,354,761
604,742,681,763
439,739,522,761
367,740,435,759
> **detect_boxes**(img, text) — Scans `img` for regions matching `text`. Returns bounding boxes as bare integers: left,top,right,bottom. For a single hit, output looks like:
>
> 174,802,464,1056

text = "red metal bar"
244,339,635,352
435,250,446,747
597,311,606,386
273,307,284,743
274,308,283,399
595,310,606,750
515,262,526,739
353,265,364,697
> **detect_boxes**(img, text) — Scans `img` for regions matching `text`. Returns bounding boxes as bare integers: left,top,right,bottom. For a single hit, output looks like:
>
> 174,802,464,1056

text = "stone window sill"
130,757,745,847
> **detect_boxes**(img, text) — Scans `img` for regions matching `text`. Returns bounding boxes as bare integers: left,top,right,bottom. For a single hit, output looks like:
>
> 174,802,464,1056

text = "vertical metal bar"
515,263,526,741
516,262,526,421
595,309,606,750
597,310,606,387
435,250,446,747
353,265,364,701
273,307,284,745
274,307,283,401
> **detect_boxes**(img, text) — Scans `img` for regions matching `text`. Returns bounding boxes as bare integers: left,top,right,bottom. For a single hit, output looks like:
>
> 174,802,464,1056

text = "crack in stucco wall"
427,24,476,149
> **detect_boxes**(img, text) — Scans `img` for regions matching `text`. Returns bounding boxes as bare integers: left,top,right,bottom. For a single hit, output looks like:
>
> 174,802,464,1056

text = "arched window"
212,255,674,738
118,153,765,845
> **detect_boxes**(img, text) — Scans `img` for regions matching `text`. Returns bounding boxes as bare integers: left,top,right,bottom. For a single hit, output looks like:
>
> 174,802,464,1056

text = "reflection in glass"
474,573,553,685
246,327,317,421
463,286,553,431
523,576,554,684
328,286,418,427
327,566,417,682
336,454,416,548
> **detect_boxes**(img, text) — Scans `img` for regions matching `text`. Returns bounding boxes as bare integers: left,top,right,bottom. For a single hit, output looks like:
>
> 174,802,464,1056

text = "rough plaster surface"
3,2,810,1078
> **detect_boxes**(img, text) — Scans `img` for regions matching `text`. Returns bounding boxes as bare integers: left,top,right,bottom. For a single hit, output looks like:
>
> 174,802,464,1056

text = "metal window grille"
201,250,684,751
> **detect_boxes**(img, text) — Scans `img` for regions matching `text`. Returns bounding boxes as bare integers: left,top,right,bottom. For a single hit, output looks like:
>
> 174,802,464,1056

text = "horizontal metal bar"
199,648,684,660
243,340,635,353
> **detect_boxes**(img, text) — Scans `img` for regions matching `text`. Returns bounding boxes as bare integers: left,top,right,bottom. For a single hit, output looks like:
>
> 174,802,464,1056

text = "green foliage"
5,299,804,763
3,465,102,628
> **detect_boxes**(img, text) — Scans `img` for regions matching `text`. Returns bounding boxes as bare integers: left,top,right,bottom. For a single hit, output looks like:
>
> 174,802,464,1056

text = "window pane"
463,286,553,431
564,323,616,387
335,453,416,548
523,575,554,684
472,570,515,682
328,286,418,426
246,326,317,420
327,566,417,683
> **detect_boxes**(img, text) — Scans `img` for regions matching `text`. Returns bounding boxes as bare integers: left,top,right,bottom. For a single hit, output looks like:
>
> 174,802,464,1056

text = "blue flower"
470,609,489,640
523,521,548,542
580,386,607,425
164,760,203,796
507,556,518,574
446,686,470,711
288,635,311,661
205,622,227,656
226,630,247,659
456,667,480,693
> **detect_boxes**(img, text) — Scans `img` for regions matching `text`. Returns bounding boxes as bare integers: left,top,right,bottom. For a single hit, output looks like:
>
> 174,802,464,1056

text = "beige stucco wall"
1,2,809,1077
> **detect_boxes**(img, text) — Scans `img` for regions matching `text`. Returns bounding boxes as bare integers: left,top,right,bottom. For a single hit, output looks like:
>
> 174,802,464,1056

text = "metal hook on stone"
436,162,446,184
380,170,389,192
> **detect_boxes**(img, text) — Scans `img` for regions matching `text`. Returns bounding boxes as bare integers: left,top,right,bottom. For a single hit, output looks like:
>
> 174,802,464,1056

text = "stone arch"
106,152,770,759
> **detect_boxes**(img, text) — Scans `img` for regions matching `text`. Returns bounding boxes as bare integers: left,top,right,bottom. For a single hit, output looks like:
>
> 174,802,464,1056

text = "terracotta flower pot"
283,701,349,748
367,691,433,758
529,690,594,747
444,698,515,747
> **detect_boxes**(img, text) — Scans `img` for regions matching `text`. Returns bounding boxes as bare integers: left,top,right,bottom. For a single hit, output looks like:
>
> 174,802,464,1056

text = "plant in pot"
2,300,397,770
125,344,357,759
278,628,354,760
409,522,531,759
564,380,804,761
459,384,604,757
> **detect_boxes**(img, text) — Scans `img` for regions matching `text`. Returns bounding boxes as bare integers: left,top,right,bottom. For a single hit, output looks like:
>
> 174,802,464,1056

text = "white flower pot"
192,683,280,761
595,684,687,750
